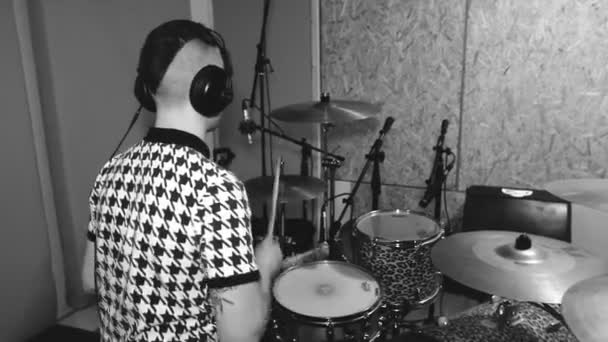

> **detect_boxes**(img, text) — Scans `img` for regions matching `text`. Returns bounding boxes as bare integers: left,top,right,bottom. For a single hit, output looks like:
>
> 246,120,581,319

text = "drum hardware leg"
361,314,374,341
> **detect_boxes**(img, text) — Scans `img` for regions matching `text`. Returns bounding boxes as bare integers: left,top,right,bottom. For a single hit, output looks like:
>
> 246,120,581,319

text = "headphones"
133,23,234,117
134,64,233,117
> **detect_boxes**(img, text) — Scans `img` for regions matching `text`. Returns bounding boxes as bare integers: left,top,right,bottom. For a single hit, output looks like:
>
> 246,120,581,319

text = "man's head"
134,20,233,133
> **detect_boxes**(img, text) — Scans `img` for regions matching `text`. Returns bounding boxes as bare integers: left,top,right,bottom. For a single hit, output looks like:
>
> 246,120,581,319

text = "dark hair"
136,19,233,95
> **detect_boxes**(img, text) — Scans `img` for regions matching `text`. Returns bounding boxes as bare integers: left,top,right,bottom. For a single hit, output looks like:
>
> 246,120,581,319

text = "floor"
28,305,100,342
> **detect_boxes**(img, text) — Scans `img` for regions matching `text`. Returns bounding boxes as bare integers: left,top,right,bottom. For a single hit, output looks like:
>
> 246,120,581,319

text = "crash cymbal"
244,175,325,203
544,178,608,213
270,97,381,124
562,275,608,342
431,230,608,303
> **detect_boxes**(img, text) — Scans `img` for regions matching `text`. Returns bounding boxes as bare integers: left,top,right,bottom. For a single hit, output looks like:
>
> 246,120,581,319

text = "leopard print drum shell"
352,210,444,308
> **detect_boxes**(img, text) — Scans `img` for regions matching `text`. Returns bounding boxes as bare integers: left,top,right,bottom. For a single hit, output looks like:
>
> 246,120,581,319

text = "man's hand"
254,237,283,281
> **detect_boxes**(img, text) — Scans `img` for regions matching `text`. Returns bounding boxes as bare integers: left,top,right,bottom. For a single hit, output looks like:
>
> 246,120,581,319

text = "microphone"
381,116,395,135
241,99,253,144
441,119,449,134
280,242,330,270
213,147,236,168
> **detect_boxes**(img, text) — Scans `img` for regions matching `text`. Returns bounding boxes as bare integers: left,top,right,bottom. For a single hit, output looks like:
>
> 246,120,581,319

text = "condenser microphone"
441,119,449,134
242,99,253,144
381,116,395,135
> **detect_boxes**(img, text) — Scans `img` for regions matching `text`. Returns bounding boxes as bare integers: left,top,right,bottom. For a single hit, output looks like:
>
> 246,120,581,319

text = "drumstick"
265,157,283,242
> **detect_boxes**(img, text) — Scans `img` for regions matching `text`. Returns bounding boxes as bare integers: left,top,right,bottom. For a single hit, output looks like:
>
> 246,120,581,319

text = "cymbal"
431,230,608,303
244,175,325,203
269,99,381,124
544,178,608,213
562,275,608,342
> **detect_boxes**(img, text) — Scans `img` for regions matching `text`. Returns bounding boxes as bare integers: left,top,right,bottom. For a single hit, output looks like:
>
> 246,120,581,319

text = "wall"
321,0,608,227
28,0,190,307
0,1,56,340
214,1,316,218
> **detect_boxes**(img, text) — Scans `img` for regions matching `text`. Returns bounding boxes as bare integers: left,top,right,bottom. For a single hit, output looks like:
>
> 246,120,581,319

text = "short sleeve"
200,169,260,288
86,176,102,242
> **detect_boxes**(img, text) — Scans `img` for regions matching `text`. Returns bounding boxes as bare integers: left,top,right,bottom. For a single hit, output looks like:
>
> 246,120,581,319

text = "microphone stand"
329,118,394,243
420,120,450,223
370,149,385,210
241,121,345,162
248,0,273,178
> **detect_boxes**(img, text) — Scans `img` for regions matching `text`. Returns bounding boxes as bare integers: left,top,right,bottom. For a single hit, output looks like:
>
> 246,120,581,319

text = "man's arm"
211,280,272,342
82,239,96,293
210,235,282,342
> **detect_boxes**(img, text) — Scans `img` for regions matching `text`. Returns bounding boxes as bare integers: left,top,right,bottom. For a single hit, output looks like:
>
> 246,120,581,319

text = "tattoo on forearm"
210,287,235,314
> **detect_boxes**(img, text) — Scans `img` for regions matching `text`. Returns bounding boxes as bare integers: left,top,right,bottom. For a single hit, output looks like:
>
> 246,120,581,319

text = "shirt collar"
144,127,210,158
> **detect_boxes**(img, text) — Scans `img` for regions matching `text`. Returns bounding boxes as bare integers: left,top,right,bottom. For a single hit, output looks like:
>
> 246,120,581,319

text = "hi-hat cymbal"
244,175,325,203
431,230,608,303
544,178,608,213
562,275,608,342
270,99,381,124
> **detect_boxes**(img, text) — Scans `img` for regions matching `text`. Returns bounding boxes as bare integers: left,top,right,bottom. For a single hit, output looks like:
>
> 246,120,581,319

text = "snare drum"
351,210,443,308
272,261,383,341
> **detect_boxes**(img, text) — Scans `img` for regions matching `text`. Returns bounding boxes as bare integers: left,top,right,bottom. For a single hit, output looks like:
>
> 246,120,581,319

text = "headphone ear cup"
134,74,157,112
189,65,233,117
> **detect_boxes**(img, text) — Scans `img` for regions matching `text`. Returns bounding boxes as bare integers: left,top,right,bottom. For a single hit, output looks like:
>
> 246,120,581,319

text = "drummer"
81,20,283,342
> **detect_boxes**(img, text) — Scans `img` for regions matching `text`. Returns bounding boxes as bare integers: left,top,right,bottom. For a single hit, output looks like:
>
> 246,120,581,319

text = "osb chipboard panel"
461,0,608,189
321,0,465,189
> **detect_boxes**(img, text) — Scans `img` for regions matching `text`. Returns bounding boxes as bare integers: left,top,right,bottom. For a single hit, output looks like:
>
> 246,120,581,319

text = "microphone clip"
238,120,258,135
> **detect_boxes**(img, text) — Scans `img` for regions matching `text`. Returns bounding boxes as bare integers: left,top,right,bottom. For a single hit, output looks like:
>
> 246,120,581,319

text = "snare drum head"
273,261,381,319
356,210,440,241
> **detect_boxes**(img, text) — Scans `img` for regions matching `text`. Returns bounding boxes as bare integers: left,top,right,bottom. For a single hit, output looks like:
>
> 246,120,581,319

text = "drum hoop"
272,260,384,326
354,209,444,247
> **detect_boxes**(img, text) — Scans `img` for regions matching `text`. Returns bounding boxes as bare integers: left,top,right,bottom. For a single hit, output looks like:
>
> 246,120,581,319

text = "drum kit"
242,96,608,342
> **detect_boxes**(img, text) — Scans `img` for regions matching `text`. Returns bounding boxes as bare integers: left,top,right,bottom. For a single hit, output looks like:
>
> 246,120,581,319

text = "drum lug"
495,301,523,330
270,319,285,342
415,287,423,302
371,239,378,258
326,320,334,342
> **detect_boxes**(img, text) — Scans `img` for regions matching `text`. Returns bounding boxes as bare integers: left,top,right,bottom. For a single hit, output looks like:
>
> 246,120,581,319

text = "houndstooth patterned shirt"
87,128,259,342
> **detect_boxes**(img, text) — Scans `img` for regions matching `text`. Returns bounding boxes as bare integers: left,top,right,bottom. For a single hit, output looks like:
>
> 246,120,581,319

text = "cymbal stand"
300,139,312,220
320,122,343,242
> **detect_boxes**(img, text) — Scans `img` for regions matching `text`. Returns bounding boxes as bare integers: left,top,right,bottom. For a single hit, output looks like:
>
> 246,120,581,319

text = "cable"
321,192,351,213
109,106,143,160
442,151,455,234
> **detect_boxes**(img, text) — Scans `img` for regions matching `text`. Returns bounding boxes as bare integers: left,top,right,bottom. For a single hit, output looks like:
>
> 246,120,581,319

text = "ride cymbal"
270,97,381,124
245,175,325,203
544,178,608,213
562,275,608,342
431,230,608,303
